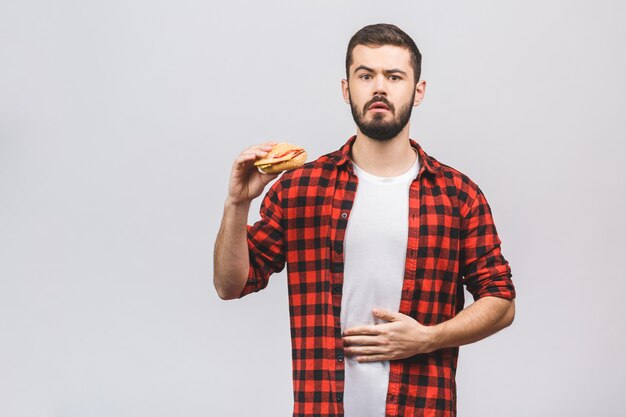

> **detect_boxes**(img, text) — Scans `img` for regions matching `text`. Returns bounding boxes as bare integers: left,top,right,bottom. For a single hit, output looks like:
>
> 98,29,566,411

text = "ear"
413,79,427,107
341,79,350,104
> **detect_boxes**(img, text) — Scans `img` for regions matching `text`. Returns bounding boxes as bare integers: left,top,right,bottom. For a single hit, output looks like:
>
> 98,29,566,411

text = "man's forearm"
213,198,251,300
431,297,515,350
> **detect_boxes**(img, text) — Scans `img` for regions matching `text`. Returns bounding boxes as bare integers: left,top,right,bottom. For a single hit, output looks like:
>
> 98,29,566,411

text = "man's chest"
343,179,410,256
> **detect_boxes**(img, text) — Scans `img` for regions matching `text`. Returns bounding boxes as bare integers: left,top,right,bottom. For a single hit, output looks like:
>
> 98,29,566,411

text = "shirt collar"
333,135,441,176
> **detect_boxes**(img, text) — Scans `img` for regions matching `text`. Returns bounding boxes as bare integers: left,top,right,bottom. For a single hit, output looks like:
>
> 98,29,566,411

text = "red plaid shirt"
239,136,515,417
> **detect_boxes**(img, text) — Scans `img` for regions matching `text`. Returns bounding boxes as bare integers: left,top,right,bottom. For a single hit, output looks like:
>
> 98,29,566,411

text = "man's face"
342,45,426,141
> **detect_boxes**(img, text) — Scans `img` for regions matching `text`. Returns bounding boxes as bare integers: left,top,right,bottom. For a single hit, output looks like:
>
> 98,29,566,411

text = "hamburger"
254,143,307,174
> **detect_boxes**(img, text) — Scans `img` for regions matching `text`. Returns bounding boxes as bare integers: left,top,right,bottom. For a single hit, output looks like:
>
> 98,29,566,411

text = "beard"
349,91,415,141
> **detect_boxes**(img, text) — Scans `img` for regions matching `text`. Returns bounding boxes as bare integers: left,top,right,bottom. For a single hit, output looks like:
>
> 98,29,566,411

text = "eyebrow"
353,65,408,76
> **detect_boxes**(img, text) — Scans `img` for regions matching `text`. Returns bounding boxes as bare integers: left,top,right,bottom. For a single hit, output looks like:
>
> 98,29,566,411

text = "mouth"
368,102,391,112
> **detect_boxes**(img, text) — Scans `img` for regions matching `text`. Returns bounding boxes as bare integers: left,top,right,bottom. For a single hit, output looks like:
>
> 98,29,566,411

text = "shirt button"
336,393,343,402
337,354,344,362
334,241,343,254
332,284,342,293
341,212,348,219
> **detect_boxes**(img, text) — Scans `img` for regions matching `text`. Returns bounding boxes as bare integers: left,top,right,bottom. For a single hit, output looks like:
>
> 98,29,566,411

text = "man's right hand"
227,142,280,205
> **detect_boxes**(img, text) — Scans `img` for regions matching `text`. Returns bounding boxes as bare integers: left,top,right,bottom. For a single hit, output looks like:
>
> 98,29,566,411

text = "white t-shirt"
341,153,420,417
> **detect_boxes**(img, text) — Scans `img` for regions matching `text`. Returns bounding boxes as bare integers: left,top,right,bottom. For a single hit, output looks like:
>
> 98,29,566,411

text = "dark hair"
345,23,422,83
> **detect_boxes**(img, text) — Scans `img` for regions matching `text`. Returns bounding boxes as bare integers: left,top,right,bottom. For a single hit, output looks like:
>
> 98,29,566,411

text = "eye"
388,75,401,81
359,74,372,80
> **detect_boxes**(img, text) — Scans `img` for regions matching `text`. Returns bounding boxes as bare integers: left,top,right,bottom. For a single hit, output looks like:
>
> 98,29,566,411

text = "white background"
1,1,625,416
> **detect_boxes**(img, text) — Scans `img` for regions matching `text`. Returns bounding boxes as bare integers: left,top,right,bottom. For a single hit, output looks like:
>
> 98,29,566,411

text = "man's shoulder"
420,150,484,206
434,158,478,188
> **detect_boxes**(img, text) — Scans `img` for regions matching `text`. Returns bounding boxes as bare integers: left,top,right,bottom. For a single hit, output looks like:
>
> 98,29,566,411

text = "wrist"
225,196,252,209
428,323,446,352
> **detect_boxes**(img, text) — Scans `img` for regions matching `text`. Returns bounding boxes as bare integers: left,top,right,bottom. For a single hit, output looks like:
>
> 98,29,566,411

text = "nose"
373,75,387,96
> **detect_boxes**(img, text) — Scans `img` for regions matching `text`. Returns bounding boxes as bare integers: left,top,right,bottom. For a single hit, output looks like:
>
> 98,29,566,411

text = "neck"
351,125,417,177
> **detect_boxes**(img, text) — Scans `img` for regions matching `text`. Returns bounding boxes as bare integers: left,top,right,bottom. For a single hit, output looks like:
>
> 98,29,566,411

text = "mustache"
364,96,394,113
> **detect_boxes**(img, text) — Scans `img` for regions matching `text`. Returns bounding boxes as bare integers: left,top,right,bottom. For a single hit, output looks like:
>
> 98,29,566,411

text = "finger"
244,145,273,154
343,326,380,337
233,152,271,169
240,148,271,159
357,354,389,363
259,171,280,184
244,142,277,153
234,153,258,167
344,344,385,355
343,335,383,347
373,309,402,322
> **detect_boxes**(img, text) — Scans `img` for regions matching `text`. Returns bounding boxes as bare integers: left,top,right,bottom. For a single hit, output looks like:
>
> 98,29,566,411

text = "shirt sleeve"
238,178,286,298
460,186,516,301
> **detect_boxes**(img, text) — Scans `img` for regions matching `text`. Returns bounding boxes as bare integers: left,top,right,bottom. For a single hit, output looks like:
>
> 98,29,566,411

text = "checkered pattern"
240,135,515,417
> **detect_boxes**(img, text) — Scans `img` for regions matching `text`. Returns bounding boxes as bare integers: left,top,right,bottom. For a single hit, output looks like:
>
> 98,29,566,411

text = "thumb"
373,308,400,322
260,171,280,184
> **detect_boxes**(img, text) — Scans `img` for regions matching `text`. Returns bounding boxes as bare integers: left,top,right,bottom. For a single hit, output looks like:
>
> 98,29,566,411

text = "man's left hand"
342,309,440,363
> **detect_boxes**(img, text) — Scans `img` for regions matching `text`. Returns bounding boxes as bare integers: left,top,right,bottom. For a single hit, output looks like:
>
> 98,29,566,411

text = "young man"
214,23,516,417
